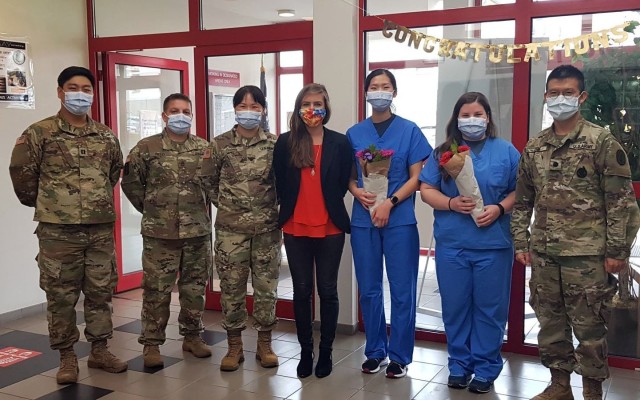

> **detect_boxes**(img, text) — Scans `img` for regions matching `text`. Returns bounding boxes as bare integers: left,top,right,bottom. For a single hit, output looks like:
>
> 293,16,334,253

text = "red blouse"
283,145,342,237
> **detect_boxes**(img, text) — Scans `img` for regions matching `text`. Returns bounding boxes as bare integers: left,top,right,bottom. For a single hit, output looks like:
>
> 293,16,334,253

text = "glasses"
546,90,580,98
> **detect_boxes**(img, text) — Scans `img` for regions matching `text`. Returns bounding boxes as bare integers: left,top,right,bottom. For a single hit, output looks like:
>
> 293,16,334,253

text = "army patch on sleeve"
203,148,211,159
15,135,26,145
616,149,627,166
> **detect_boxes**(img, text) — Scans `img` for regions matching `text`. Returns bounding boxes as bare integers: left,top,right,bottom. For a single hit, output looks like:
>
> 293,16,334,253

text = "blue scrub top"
419,137,520,249
347,115,432,228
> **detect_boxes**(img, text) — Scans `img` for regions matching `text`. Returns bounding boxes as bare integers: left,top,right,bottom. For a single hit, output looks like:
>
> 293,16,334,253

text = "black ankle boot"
297,349,314,378
315,349,333,378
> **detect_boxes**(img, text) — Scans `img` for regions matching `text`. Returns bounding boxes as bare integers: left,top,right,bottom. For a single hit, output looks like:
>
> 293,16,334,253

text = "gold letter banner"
381,20,637,64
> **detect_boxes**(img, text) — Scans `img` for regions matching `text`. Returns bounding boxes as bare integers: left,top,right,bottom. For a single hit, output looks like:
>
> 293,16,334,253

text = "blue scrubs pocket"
390,153,408,183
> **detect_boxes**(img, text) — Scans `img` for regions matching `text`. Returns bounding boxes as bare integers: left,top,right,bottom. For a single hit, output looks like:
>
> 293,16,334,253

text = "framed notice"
210,93,235,137
0,36,34,109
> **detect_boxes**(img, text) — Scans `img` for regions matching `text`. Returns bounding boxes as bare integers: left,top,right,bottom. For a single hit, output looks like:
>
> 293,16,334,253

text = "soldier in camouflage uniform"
9,66,127,384
121,93,212,368
511,65,640,400
199,85,281,371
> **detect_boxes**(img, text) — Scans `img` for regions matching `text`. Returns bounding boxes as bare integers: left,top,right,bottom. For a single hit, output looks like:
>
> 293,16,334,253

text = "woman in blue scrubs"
419,92,519,394
347,69,432,379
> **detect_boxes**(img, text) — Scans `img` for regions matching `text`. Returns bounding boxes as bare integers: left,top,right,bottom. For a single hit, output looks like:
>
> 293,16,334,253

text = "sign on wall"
208,69,240,87
0,36,34,109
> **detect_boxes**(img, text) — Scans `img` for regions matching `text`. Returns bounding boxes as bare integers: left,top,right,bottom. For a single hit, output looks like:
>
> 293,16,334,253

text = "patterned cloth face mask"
299,108,327,128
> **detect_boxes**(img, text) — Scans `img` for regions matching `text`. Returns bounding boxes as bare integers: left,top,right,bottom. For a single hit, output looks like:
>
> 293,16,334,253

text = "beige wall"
0,0,88,314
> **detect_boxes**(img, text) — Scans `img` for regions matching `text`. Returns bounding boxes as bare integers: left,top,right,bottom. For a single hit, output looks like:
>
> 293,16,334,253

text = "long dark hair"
437,92,496,180
288,83,332,168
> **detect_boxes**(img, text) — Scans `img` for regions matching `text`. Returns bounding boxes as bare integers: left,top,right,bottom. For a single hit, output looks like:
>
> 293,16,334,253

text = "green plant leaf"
451,139,458,153
623,20,639,33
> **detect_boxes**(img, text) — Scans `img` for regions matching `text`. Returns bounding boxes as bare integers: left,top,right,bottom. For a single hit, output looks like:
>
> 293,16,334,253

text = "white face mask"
235,111,262,130
458,117,488,140
546,94,581,121
167,113,192,134
366,91,394,112
63,91,93,115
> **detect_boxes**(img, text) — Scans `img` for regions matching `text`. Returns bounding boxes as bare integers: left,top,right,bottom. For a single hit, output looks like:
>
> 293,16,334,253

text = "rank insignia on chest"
79,148,88,157
203,148,211,159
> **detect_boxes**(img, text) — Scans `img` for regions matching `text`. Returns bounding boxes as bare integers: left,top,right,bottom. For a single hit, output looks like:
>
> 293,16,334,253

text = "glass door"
103,53,190,292
195,38,312,319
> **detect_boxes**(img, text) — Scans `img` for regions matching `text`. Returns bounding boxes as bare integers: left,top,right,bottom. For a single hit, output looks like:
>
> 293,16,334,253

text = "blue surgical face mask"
546,94,581,121
235,111,262,130
366,91,394,112
63,91,93,116
167,113,192,135
458,117,488,140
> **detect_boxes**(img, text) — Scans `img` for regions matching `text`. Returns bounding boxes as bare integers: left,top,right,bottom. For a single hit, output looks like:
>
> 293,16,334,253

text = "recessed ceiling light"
278,9,295,18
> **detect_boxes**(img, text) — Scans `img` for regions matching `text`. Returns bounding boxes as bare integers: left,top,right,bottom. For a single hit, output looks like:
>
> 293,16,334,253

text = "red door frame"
194,38,313,318
103,53,190,293
358,0,640,369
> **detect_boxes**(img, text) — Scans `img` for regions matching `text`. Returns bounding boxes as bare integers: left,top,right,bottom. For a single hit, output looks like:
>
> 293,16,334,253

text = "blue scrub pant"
435,245,513,381
351,224,419,366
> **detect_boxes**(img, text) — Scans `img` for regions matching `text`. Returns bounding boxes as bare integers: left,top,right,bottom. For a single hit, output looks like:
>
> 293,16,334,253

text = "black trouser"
283,233,345,352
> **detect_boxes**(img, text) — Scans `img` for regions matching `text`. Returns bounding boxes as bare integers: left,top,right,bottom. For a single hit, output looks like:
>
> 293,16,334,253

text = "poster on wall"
0,36,34,109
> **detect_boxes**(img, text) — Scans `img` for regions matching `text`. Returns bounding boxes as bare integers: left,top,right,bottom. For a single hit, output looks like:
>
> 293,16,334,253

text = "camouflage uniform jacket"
511,118,639,259
200,127,278,235
121,130,212,239
9,113,123,224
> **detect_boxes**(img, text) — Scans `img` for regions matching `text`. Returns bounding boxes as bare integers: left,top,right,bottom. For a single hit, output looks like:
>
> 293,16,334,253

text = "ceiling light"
278,9,295,18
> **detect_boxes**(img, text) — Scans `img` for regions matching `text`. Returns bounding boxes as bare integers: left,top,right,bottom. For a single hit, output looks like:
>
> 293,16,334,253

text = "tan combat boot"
87,340,128,373
582,377,603,400
531,369,574,400
56,347,78,384
182,335,212,358
143,345,164,368
220,329,244,371
256,330,279,368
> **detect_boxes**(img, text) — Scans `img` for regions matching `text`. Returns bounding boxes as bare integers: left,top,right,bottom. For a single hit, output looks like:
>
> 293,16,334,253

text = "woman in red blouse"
273,84,353,379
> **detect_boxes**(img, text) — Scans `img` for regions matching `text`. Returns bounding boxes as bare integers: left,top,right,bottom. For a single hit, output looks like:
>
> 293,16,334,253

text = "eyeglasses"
546,90,581,98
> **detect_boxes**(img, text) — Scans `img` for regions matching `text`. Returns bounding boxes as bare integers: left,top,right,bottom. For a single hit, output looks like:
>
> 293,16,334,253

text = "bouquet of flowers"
439,141,484,226
356,144,395,215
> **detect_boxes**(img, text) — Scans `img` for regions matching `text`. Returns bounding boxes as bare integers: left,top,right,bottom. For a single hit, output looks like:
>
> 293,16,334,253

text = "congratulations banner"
382,20,637,64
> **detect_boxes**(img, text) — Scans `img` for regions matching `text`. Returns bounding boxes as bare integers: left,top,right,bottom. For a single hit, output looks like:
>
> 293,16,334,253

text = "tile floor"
1,289,639,400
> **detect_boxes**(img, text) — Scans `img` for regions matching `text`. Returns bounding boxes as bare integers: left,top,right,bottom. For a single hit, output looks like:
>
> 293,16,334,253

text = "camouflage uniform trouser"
36,222,118,350
214,229,281,331
529,251,618,380
139,235,212,345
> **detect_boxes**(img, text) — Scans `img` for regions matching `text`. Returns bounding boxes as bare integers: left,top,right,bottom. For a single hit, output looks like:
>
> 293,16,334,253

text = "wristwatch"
389,195,399,206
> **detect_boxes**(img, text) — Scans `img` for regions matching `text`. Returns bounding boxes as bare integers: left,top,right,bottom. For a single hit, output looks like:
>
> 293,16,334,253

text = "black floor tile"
115,320,225,346
35,383,112,400
201,330,226,346
0,331,90,389
113,320,141,335
126,354,182,374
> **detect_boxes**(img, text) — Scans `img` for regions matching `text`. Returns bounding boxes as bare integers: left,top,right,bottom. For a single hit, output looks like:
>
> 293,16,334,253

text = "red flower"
439,151,454,166
458,145,470,152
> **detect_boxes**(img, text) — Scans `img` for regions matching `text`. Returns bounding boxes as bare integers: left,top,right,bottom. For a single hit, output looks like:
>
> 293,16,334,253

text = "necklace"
311,145,321,176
